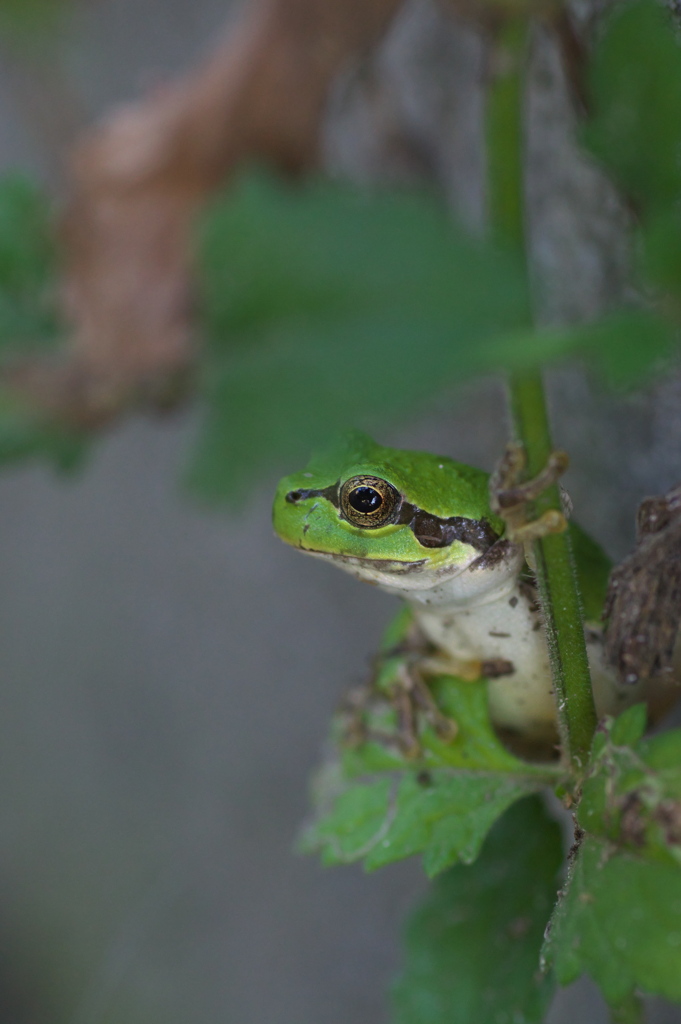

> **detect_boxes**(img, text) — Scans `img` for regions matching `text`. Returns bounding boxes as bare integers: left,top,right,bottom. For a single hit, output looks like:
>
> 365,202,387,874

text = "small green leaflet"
301,672,557,877
544,706,681,1004
392,796,562,1024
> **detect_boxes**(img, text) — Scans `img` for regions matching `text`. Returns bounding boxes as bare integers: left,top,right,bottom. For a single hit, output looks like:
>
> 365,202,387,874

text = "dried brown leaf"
9,0,405,423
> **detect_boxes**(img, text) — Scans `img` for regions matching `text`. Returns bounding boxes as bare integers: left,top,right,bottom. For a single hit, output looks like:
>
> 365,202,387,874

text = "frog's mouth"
325,551,428,575
295,544,429,575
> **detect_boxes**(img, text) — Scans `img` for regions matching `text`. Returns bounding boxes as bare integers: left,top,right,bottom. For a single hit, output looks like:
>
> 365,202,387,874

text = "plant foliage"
0,0,679,1021
393,796,562,1024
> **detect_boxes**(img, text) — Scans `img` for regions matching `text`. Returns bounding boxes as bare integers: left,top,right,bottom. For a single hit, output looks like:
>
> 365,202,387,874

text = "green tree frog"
272,431,646,755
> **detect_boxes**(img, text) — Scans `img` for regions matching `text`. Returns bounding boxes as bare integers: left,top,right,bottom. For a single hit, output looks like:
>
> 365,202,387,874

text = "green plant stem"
510,370,598,768
485,17,597,772
609,992,645,1024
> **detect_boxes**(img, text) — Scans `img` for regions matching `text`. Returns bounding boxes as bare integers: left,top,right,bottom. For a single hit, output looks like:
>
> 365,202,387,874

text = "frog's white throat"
308,541,525,610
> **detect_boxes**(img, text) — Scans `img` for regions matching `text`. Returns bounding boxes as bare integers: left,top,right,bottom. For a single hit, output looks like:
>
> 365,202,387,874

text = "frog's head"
273,431,512,600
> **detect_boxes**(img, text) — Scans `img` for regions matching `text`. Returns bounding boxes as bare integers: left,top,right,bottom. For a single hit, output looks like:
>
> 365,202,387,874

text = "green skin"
273,431,634,746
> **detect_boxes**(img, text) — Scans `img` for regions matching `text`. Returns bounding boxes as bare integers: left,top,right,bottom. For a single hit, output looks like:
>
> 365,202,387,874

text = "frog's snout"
285,487,325,505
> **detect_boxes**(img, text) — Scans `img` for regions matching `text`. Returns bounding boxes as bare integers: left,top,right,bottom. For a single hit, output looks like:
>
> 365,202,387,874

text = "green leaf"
640,207,681,298
191,170,679,502
487,309,679,390
301,615,557,874
544,836,681,1005
0,175,61,350
340,608,555,777
303,764,540,877
302,605,559,874
191,171,531,499
577,709,681,859
544,709,681,1004
609,704,647,749
392,796,562,1024
569,521,612,625
585,0,681,211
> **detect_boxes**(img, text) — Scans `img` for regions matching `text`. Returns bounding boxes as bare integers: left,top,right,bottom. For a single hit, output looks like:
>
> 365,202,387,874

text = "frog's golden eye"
340,475,401,528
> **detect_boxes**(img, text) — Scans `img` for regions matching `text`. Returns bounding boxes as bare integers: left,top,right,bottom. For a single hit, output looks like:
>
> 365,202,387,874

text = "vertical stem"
486,19,526,249
511,370,598,768
485,19,597,771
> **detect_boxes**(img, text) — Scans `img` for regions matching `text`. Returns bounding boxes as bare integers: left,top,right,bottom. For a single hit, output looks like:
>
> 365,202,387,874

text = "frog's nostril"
286,490,303,504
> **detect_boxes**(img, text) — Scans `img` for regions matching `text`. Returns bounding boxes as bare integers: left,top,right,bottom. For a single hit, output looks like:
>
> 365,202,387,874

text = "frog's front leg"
489,442,569,545
343,612,459,759
383,658,458,758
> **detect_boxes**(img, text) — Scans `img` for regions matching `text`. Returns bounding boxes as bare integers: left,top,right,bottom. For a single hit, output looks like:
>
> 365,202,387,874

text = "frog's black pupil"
349,486,382,515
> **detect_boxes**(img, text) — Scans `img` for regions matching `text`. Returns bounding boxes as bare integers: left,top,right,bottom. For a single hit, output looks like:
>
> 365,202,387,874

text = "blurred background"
0,1,679,1021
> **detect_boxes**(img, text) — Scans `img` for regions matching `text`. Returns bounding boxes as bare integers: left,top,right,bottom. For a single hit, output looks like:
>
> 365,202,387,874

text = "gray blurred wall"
0,2,678,1023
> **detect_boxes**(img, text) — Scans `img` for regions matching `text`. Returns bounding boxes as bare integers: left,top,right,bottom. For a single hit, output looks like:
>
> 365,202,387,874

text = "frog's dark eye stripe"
286,483,339,505
285,478,499,551
401,508,499,550
340,476,401,528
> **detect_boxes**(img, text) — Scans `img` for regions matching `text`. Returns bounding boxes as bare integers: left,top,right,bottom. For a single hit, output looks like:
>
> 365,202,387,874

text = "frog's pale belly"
301,533,647,741
411,583,644,743
414,584,558,739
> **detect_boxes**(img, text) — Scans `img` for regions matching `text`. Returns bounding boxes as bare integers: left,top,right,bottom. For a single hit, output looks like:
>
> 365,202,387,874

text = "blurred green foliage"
192,161,681,499
0,176,84,468
393,797,562,1024
0,0,678,1020
0,0,72,41
192,172,532,499
0,176,60,349
193,0,681,500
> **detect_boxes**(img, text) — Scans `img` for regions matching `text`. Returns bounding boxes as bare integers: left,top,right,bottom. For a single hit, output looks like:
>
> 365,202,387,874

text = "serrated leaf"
584,0,681,211
544,836,681,1005
303,603,558,875
545,708,681,1004
342,674,542,779
299,773,394,866
304,766,538,877
577,708,681,859
392,795,562,1024
336,607,543,778
302,673,557,875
